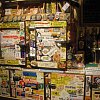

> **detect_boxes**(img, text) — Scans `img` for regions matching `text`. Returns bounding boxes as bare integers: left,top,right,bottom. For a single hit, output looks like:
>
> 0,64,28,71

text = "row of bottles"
78,27,100,64
78,27,100,50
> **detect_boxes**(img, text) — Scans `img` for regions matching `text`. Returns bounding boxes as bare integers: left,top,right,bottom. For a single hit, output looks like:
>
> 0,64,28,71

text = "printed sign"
16,70,44,100
0,24,25,65
51,73,85,100
28,23,67,69
0,22,20,28
29,21,67,28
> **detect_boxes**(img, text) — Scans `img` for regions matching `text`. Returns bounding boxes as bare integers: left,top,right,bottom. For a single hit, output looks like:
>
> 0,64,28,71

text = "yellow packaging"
51,2,56,14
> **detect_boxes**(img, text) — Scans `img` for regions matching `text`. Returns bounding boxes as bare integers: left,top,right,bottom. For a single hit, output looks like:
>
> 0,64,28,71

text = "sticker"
41,56,51,61
47,47,58,57
5,9,11,15
5,60,19,65
0,22,20,28
29,21,50,28
31,61,37,66
42,48,49,55
20,22,24,30
50,21,67,27
60,90,70,99
29,21,67,28
38,62,57,68
52,91,60,96
60,47,66,61
37,73,44,83
51,73,84,100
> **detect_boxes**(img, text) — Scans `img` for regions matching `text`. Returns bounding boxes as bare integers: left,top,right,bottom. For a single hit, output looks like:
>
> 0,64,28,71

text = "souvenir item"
5,9,11,15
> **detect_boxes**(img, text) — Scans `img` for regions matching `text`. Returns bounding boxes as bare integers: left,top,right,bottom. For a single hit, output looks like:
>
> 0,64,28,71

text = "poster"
92,75,100,100
51,73,85,100
16,70,44,100
0,22,25,65
27,21,67,69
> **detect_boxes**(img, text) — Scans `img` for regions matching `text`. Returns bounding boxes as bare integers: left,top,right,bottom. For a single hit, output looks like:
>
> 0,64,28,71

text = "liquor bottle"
91,28,97,48
85,29,92,49
85,28,94,64
97,28,100,48
78,30,85,51
96,28,100,63
67,46,73,60
67,42,73,68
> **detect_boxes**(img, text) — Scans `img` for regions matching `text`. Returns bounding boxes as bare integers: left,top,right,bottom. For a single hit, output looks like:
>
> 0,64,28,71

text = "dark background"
83,0,100,24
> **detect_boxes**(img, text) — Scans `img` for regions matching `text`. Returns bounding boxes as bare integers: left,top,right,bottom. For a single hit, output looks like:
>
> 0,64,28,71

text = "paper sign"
62,2,70,11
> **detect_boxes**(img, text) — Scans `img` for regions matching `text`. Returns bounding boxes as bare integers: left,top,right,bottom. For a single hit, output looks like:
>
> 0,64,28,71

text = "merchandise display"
15,70,44,100
0,67,86,100
0,0,100,100
50,73,85,100
0,68,44,100
26,21,67,69
0,22,25,65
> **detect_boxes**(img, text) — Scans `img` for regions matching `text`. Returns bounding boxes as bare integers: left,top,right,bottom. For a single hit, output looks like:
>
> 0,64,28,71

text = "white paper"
62,2,70,11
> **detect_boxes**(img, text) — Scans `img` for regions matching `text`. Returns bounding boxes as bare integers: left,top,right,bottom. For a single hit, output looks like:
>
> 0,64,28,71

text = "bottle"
67,44,73,68
67,46,73,60
97,28,100,48
85,28,94,64
78,30,85,51
85,29,92,49
91,28,97,48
